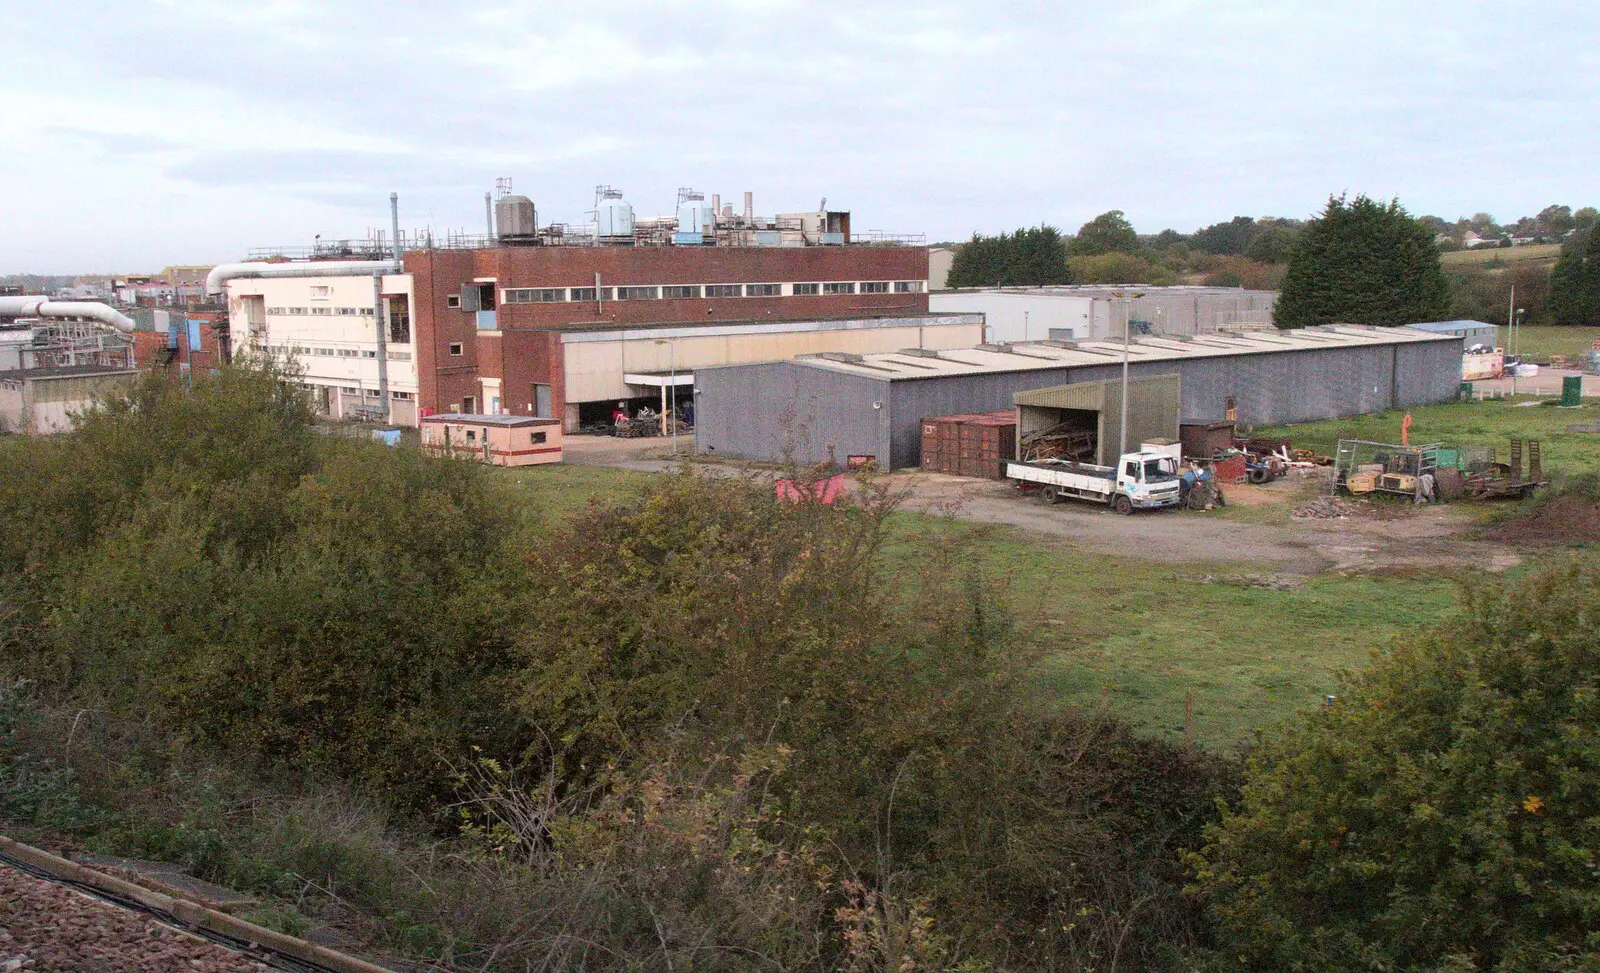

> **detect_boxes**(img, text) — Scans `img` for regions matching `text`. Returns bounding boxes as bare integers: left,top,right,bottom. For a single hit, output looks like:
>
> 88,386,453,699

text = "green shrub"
1190,560,1600,970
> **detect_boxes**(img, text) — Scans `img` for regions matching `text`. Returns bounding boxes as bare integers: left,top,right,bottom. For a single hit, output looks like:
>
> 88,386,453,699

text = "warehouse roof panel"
787,325,1459,380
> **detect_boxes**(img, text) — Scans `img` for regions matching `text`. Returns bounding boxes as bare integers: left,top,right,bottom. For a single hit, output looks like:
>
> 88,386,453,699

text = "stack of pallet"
1020,421,1096,463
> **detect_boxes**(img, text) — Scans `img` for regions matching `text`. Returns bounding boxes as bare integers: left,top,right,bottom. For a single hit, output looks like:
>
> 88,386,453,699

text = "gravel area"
0,863,269,972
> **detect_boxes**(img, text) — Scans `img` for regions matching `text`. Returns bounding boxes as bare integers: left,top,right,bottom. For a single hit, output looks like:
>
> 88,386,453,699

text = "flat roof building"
931,285,1279,343
226,195,947,431
694,325,1463,469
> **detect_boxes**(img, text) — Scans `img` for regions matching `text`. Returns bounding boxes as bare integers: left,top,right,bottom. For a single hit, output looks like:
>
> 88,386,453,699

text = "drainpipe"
0,297,135,333
374,274,389,422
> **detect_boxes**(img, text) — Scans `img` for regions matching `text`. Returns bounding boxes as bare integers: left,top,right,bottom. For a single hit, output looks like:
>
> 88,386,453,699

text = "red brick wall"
405,246,928,417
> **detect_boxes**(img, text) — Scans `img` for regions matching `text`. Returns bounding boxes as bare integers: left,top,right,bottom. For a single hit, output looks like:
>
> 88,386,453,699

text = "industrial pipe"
0,296,136,333
205,261,399,296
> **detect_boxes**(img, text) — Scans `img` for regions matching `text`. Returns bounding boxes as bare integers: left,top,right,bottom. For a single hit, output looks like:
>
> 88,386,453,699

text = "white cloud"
1,0,1596,270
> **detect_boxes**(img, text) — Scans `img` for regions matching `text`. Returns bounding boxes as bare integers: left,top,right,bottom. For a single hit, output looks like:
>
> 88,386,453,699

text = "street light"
1117,290,1146,458
654,338,677,446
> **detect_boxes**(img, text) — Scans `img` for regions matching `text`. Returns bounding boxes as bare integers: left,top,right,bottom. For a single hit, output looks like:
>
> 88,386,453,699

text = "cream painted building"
559,313,986,429
226,273,418,425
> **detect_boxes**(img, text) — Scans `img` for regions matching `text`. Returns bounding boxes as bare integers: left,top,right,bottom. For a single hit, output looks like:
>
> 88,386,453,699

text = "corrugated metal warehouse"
693,325,1463,469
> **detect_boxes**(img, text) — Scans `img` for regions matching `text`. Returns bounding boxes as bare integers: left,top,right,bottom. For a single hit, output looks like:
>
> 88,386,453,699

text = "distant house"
929,246,956,290
1462,231,1504,250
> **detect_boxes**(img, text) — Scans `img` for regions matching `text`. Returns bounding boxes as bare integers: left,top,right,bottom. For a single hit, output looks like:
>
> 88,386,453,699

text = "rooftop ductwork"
0,297,136,333
205,260,401,296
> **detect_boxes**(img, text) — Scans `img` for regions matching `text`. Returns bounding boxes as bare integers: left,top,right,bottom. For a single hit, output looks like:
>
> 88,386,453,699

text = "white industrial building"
931,286,1279,343
223,270,419,425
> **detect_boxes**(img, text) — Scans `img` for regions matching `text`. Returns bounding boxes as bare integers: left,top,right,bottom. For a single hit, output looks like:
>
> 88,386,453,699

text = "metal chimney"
390,192,402,262
743,191,753,221
485,192,494,242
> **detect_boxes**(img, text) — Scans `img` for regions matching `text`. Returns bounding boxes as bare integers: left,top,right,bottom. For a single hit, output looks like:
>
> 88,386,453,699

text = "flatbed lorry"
1006,451,1183,514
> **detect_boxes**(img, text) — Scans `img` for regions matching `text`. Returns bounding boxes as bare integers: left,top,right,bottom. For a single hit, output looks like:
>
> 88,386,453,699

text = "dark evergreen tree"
1274,195,1450,329
1549,227,1600,326
946,225,1071,287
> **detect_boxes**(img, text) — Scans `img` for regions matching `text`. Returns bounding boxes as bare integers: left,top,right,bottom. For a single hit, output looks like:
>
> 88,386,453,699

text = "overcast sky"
4,0,1596,273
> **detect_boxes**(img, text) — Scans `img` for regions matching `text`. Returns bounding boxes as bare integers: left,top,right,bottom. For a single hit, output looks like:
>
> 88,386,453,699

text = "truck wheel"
1045,489,1063,505
1113,495,1134,515
1248,468,1270,485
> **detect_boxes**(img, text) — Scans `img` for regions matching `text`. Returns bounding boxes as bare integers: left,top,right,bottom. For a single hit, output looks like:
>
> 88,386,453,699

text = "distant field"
1442,243,1562,266
1497,325,1600,363
1254,398,1600,478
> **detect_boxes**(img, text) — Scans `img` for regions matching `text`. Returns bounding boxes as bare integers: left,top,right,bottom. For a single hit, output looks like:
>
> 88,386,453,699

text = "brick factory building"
222,191,962,430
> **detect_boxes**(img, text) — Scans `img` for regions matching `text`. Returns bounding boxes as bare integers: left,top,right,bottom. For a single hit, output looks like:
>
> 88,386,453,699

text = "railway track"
0,835,398,973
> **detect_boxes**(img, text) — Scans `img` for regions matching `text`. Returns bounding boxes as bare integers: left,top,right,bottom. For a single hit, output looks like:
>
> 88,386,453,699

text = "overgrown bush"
1189,560,1600,971
0,364,1234,970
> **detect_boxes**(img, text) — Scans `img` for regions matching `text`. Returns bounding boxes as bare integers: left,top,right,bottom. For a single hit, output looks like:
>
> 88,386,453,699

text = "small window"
337,348,359,357
1124,461,1138,479
705,284,743,298
310,285,331,299
391,390,413,400
823,282,855,295
531,431,547,444
341,386,360,395
569,287,597,301
597,287,614,301
662,285,700,299
893,281,925,293
447,295,461,308
361,350,377,358
860,281,890,293
386,350,411,361
449,343,464,356
792,283,820,296
466,429,477,442
616,286,659,301
746,283,780,297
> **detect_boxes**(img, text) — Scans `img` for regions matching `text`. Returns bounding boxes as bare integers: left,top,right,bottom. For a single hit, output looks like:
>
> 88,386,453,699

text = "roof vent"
1035,339,1078,349
897,347,943,358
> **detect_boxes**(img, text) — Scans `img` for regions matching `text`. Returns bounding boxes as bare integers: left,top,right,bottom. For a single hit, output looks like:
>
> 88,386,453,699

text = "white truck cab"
1006,450,1183,514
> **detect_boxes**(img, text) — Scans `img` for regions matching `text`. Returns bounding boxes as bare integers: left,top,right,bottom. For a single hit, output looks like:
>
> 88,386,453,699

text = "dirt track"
561,436,1525,576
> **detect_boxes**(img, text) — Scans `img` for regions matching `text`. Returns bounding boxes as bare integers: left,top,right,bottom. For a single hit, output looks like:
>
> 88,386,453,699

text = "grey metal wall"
695,361,892,467
1068,338,1462,426
696,337,1463,468
884,369,1072,467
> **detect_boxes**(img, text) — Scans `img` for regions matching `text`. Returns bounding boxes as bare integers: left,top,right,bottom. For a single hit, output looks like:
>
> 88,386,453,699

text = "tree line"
945,196,1600,329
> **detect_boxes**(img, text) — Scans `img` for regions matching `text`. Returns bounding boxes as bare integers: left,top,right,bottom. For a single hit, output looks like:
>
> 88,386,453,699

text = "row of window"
267,306,372,316
492,280,924,305
272,344,411,361
336,387,414,400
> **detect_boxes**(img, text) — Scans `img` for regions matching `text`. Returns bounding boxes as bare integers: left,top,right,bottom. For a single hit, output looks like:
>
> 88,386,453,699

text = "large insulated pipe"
205,261,398,296
0,296,136,333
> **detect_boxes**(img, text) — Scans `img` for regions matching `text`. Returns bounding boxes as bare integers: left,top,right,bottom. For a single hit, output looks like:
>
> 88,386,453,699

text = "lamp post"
1117,291,1145,458
655,338,677,445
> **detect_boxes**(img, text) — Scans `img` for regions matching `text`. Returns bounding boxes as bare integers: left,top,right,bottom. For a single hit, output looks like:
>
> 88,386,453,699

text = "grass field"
879,514,1463,751
499,464,1472,751
1442,243,1562,266
1255,398,1600,478
1497,325,1600,363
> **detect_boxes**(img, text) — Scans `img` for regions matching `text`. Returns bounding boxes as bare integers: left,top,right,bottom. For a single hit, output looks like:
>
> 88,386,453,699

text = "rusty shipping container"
920,411,1017,479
